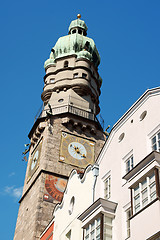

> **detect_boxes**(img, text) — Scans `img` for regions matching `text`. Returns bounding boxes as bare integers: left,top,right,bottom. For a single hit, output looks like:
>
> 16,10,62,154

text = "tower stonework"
14,15,105,240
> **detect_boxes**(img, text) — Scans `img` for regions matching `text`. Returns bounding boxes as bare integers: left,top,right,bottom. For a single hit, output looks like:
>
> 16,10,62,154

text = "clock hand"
75,147,86,158
69,144,86,158
70,144,81,154
33,157,37,163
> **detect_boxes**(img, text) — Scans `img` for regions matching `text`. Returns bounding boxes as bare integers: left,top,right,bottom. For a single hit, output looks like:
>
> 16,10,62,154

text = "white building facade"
50,165,100,240
92,87,160,240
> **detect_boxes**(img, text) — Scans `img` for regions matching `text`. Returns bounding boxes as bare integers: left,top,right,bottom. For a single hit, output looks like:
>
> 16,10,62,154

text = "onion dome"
44,15,100,69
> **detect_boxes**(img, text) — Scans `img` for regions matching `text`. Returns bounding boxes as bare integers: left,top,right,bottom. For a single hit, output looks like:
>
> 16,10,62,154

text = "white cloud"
3,185,23,199
12,186,23,198
8,172,15,177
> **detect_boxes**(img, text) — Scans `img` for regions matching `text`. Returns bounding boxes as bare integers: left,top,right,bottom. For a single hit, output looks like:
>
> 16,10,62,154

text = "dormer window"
64,61,69,68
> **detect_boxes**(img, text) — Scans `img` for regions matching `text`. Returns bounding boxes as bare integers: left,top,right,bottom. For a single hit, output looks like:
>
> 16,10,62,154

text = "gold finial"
77,14,81,19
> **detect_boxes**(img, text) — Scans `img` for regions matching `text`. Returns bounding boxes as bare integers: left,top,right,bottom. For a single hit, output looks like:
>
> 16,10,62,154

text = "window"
140,110,147,121
84,41,90,51
58,98,64,103
79,199,116,240
126,208,131,238
103,216,112,240
68,196,75,215
50,78,55,83
84,217,101,240
82,73,87,79
151,132,160,152
84,215,113,240
119,132,125,142
132,170,157,214
104,176,111,200
73,73,78,78
126,156,134,173
64,61,69,68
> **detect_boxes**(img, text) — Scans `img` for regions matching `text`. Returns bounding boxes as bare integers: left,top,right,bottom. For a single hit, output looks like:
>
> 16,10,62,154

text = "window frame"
104,175,111,200
83,215,102,240
151,132,160,152
125,155,134,174
83,213,113,240
130,168,160,216
78,198,117,240
126,208,131,238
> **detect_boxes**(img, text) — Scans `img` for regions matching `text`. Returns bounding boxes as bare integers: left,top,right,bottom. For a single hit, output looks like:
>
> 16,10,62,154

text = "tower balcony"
34,100,104,130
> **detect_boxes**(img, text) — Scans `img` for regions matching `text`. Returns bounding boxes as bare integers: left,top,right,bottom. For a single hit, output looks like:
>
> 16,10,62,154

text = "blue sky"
0,0,160,239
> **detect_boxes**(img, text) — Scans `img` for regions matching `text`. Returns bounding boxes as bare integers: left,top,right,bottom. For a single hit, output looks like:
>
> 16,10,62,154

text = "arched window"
84,41,90,51
64,61,69,68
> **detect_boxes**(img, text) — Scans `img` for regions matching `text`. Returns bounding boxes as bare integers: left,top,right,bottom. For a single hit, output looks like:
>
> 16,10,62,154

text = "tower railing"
34,101,104,130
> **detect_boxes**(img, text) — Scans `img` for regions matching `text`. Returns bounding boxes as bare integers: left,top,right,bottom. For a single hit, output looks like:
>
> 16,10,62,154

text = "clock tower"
14,15,105,240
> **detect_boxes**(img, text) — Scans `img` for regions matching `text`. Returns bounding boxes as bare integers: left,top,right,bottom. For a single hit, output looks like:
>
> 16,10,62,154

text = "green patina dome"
44,17,100,69
77,49,92,61
69,18,88,32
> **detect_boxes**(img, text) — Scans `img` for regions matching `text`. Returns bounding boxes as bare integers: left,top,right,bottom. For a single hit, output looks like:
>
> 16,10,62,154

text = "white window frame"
125,155,134,174
132,170,157,214
84,216,101,240
104,175,111,200
103,215,113,240
83,214,113,240
151,131,160,152
79,199,117,240
126,208,131,238
148,124,160,153
122,150,134,179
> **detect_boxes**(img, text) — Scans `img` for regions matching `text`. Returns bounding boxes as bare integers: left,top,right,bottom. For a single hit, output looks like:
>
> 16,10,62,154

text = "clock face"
31,150,39,170
59,132,95,168
68,142,87,160
28,140,42,180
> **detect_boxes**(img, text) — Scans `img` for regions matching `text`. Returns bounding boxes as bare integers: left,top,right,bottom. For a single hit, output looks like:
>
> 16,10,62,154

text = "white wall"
95,88,160,239
53,165,95,240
